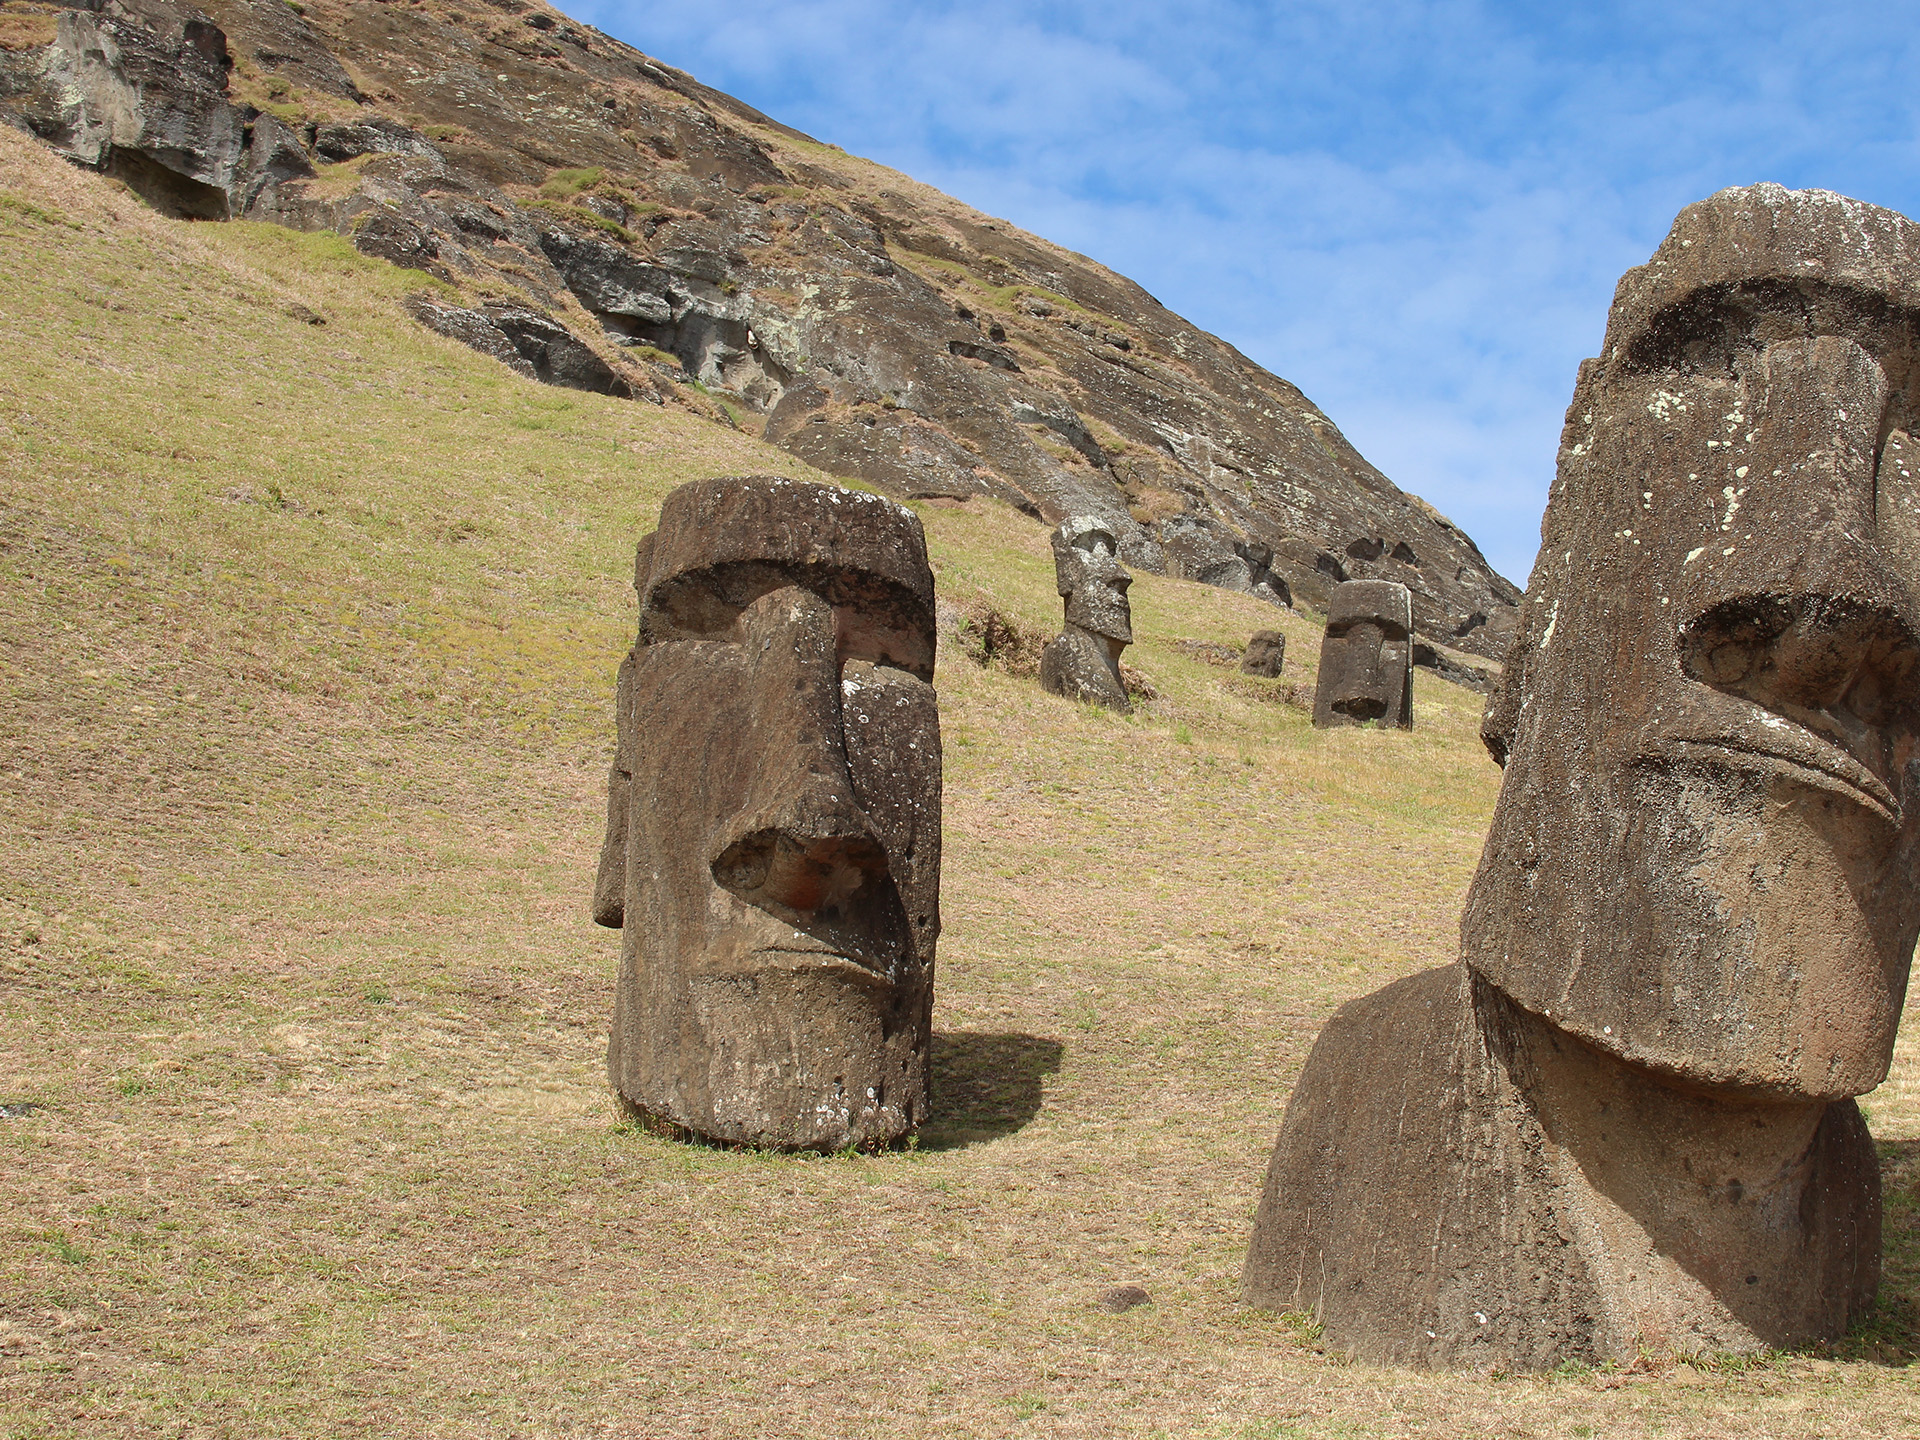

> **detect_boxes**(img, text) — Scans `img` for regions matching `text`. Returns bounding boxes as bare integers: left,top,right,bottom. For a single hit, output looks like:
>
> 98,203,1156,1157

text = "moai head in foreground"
1246,186,1920,1368
593,476,942,1151
1039,516,1133,712
1311,579,1413,728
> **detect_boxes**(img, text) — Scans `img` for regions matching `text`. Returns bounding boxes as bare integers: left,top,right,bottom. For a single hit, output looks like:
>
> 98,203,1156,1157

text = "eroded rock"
596,476,942,1151
1039,517,1133,713
1310,580,1412,729
1245,184,1920,1368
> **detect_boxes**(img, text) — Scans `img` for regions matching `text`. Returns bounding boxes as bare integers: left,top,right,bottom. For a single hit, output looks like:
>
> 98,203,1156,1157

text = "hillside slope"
3,124,1919,1438
0,0,1521,657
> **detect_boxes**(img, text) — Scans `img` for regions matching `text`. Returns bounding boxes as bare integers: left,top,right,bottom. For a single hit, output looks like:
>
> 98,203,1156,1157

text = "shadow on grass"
919,1030,1064,1150
1835,1138,1920,1366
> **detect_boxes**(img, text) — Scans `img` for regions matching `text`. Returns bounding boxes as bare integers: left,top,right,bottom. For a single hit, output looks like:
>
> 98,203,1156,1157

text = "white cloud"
567,0,1920,585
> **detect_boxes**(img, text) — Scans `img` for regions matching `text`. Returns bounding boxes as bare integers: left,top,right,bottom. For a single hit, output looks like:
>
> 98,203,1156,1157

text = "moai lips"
595,476,942,1151
1246,185,1920,1368
1311,579,1413,728
1039,516,1134,712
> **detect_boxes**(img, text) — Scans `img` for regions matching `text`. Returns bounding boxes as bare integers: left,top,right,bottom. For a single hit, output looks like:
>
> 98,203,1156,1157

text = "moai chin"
1245,185,1920,1368
593,475,942,1151
1039,516,1133,713
1310,579,1413,728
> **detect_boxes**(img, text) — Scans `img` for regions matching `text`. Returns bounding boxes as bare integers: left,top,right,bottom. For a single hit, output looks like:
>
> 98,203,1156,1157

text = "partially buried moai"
1245,185,1920,1367
1310,579,1412,728
1039,517,1133,713
593,475,942,1151
1239,629,1287,678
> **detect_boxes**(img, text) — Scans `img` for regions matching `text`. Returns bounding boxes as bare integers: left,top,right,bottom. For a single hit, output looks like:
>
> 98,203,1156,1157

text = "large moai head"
1311,580,1413,728
598,476,943,1150
1466,185,1920,1100
1052,516,1133,644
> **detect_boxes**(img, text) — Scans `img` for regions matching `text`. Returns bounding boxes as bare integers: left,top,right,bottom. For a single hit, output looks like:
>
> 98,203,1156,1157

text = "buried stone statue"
1039,517,1134,713
1245,185,1920,1367
593,475,942,1151
1311,579,1413,729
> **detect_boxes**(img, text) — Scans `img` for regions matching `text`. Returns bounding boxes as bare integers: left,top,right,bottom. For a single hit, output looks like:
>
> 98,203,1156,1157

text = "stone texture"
596,476,942,1152
1310,579,1412,729
0,0,1521,656
1246,185,1920,1368
37,0,245,219
1039,517,1132,713
1239,629,1286,678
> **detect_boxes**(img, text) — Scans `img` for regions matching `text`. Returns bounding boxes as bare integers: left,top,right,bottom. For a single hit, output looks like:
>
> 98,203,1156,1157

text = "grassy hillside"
2,126,1917,1438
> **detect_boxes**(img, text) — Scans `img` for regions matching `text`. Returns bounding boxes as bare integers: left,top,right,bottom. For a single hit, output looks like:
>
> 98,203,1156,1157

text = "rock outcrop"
0,0,1520,654
1245,184,1920,1368
596,475,942,1152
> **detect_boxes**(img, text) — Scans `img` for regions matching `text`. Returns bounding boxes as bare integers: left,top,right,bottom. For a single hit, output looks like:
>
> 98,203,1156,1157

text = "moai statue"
593,475,943,1151
1244,185,1920,1368
1039,516,1133,713
1310,579,1413,728
1239,630,1287,678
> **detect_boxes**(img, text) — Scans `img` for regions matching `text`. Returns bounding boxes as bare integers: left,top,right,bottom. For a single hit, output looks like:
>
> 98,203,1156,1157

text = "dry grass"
2,127,1919,1437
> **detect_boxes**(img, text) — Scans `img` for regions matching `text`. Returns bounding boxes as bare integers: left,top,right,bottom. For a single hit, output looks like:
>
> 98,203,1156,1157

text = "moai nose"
707,587,893,923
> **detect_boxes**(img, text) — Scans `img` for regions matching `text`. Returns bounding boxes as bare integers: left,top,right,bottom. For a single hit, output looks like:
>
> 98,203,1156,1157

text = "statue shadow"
1842,1138,1920,1365
919,1030,1064,1150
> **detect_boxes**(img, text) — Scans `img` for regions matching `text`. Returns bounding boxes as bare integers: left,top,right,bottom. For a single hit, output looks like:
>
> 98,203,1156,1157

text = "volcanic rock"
1245,184,1920,1368
1311,580,1412,729
0,0,1520,655
597,476,941,1151
1239,630,1286,678
1039,516,1133,713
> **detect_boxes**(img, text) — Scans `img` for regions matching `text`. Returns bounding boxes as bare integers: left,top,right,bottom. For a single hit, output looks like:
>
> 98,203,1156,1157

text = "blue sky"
563,1,1920,587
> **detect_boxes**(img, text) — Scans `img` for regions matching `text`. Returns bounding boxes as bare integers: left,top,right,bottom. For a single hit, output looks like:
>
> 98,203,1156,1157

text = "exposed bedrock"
0,0,1520,655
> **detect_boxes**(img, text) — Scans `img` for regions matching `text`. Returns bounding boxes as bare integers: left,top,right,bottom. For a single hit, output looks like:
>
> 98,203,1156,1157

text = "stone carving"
1245,185,1920,1368
1039,517,1133,713
594,475,943,1151
1239,630,1287,678
1310,580,1412,729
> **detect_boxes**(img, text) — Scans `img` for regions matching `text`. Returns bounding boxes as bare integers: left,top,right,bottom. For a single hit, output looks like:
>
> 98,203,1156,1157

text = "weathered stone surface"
1039,517,1132,713
596,476,942,1151
1310,579,1412,729
404,296,536,380
36,0,244,219
1239,630,1286,678
1245,965,1878,1368
484,304,633,398
1410,639,1494,694
0,0,1521,656
1246,185,1920,1368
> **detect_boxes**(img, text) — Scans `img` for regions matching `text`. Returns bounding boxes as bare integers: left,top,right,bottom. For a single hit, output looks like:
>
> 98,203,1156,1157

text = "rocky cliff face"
0,0,1520,655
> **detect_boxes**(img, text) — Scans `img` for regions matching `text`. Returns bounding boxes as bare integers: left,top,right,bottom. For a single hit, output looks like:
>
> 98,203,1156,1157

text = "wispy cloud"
567,0,1920,585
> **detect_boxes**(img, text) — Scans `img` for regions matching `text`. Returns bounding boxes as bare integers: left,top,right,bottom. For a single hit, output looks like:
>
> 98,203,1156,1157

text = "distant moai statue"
1239,630,1287,678
594,475,942,1152
1245,185,1920,1369
1310,579,1412,728
1039,516,1133,713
